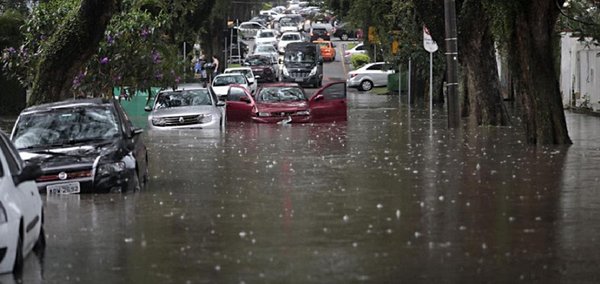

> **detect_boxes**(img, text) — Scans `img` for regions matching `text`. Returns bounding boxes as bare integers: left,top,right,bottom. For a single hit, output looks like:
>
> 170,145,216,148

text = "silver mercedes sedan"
145,84,226,130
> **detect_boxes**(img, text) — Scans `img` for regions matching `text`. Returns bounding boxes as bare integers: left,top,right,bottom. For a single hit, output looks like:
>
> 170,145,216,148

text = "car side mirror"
240,96,252,104
217,101,226,107
132,127,144,136
14,164,42,186
144,106,152,112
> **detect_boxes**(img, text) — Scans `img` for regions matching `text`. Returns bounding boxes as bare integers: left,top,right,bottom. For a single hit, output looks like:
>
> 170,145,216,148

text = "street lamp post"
444,0,460,128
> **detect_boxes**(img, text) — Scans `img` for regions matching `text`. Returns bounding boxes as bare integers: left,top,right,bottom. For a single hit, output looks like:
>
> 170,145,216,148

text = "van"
281,42,323,88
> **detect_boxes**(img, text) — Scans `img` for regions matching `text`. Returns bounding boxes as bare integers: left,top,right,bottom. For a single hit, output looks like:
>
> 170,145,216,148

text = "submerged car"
224,67,257,94
225,82,347,123
146,84,226,130
10,98,148,194
0,131,44,274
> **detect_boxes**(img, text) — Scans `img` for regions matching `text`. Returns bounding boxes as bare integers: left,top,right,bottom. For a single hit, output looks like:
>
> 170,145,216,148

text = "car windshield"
245,57,270,66
317,42,330,48
256,45,275,53
12,106,120,150
259,32,275,38
284,49,316,63
256,87,306,102
281,21,297,27
213,75,246,86
154,89,213,110
282,34,300,40
225,69,252,79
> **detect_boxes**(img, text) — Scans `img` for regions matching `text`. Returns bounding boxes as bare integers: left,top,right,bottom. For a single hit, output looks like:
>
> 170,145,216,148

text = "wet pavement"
3,49,600,283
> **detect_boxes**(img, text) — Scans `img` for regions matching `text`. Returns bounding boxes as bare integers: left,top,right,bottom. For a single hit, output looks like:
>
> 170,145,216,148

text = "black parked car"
332,22,358,41
10,98,148,194
244,55,278,83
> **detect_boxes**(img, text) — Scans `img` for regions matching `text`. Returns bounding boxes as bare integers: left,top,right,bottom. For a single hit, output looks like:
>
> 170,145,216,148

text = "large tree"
29,0,121,104
498,0,572,144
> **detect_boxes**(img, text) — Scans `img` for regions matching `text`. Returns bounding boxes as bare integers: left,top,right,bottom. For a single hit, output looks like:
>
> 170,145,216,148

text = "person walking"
212,56,220,76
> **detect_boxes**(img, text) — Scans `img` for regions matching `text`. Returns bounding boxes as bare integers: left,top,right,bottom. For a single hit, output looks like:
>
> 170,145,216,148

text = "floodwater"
4,92,600,283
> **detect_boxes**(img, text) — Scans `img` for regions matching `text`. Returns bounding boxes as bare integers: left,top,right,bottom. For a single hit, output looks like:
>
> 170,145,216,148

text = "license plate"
47,182,81,194
295,78,304,82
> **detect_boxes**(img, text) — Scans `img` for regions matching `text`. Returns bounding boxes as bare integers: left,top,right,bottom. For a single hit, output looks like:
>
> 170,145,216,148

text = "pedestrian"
212,55,219,76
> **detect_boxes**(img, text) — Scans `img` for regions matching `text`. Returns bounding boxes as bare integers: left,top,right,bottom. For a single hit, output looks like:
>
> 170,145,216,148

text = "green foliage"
558,0,600,44
351,53,370,69
262,2,272,11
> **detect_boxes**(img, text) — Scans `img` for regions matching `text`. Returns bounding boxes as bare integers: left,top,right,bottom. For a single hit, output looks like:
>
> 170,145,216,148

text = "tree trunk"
460,0,509,126
29,0,120,105
510,0,571,144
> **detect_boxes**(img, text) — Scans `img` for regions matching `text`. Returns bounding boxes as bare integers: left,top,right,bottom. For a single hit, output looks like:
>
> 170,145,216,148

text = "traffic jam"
1,1,354,275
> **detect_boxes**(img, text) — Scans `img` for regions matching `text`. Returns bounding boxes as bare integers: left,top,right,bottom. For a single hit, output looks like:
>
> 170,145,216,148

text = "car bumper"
0,222,18,274
347,77,362,88
251,115,311,124
282,74,321,86
147,118,221,130
36,169,137,194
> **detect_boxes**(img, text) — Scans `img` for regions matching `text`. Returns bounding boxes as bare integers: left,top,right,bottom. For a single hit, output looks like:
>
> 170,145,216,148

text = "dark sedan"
10,98,148,194
244,55,278,83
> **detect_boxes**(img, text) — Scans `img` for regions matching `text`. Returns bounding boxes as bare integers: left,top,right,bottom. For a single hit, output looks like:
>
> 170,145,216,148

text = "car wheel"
360,80,373,91
341,33,349,41
33,226,46,255
13,231,24,274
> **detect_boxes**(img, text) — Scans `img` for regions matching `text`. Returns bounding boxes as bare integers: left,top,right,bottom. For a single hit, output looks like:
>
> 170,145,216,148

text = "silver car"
145,84,226,130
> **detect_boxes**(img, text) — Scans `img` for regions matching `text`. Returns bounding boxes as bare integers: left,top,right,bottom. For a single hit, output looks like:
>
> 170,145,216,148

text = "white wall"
560,32,600,111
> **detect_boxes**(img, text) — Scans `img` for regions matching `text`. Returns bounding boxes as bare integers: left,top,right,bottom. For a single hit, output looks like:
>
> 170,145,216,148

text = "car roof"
225,67,252,71
21,98,112,115
260,83,302,88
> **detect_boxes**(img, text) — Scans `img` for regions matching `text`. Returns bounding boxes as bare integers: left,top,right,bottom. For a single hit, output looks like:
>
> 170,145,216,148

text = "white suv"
0,131,44,274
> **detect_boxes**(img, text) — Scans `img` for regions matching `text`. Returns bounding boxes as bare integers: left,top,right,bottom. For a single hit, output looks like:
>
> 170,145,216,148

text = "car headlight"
257,112,272,117
197,114,213,123
282,66,289,76
151,117,166,126
97,161,126,176
309,66,318,76
295,110,310,116
0,202,7,224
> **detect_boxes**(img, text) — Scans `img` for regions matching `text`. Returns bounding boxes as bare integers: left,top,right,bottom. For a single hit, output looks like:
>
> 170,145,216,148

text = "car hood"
19,140,124,171
213,86,231,96
256,101,309,112
150,106,218,118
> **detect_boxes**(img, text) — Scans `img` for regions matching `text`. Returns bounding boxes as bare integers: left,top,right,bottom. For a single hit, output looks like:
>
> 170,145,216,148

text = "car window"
213,75,246,86
282,34,299,41
319,82,346,100
245,57,270,66
356,44,365,51
12,106,121,150
257,87,307,102
154,89,213,109
228,88,249,102
0,134,22,174
367,64,383,71
260,32,275,38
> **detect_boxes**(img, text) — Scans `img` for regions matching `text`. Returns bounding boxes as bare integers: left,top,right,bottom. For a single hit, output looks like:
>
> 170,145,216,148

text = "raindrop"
124,238,134,243
482,243,487,250
239,231,247,238
396,210,401,219
438,196,445,202
343,215,349,222
215,265,221,271
376,204,383,209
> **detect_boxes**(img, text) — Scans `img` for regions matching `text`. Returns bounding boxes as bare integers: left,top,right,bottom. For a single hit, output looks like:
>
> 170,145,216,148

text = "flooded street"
2,58,600,283
3,96,598,283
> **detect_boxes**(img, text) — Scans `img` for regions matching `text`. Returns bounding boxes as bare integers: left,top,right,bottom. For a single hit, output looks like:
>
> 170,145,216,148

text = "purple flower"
7,47,16,54
106,35,115,45
155,72,163,80
100,57,110,65
175,76,181,84
141,28,150,39
151,50,161,64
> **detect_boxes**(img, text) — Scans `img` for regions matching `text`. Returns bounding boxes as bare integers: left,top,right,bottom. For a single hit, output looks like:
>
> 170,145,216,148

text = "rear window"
282,34,300,41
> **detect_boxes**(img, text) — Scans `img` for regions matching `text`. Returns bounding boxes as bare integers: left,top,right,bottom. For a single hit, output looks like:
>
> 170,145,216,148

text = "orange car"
314,40,336,62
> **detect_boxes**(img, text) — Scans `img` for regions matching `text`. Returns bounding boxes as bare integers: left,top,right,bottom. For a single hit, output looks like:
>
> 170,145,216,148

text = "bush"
351,53,370,69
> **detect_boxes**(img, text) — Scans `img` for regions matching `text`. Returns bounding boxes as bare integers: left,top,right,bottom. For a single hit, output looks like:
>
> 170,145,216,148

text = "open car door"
308,82,347,123
226,86,255,122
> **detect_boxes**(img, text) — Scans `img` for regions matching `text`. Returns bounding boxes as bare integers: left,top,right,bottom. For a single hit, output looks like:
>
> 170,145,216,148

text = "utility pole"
444,0,460,128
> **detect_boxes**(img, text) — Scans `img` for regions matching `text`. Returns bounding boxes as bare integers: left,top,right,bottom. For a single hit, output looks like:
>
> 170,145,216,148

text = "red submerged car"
226,82,347,123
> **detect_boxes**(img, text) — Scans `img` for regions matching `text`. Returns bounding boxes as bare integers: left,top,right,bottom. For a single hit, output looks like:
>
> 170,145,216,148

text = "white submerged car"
347,62,396,91
223,67,257,94
0,131,44,274
211,74,250,98
146,84,226,130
